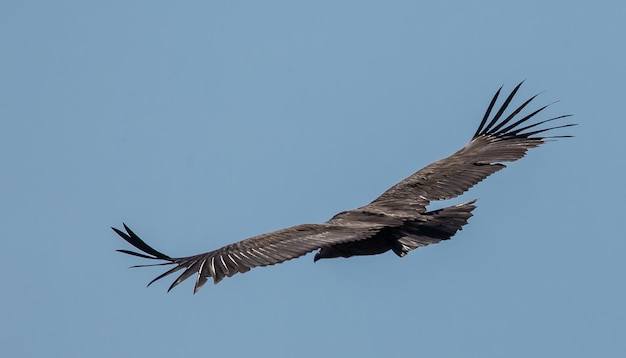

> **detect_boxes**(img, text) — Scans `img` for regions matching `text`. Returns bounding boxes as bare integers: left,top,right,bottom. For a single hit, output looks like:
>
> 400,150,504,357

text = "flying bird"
113,82,574,293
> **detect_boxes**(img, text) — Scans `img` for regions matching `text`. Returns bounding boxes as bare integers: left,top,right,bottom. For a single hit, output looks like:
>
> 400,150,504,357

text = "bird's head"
314,247,336,262
313,250,323,262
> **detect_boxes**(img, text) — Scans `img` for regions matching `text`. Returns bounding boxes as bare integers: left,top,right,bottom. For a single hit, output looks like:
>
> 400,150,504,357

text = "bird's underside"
112,82,574,293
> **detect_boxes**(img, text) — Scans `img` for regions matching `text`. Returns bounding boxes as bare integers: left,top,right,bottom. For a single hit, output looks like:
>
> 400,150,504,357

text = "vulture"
112,82,574,293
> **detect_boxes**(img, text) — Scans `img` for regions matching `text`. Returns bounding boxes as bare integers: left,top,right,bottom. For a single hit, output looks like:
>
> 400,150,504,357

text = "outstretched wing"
366,81,574,215
113,221,385,293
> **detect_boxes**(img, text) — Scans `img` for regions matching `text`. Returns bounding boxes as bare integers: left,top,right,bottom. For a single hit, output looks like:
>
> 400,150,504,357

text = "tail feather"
391,199,477,257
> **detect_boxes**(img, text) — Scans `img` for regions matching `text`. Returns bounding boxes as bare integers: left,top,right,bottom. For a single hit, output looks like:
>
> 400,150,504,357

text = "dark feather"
112,82,575,293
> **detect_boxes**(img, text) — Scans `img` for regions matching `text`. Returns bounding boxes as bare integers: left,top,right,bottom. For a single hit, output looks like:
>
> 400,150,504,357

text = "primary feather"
112,82,574,293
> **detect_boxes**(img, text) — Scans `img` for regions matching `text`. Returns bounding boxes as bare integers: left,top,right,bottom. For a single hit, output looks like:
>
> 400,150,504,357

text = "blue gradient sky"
2,1,624,357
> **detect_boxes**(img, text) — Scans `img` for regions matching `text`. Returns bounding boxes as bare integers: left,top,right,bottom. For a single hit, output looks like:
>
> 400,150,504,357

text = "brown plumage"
112,82,574,293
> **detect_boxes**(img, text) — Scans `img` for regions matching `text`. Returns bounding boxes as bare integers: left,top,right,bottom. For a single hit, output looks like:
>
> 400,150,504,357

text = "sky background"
1,1,624,357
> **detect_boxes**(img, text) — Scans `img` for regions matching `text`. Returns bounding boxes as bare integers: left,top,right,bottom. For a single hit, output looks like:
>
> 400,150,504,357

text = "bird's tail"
391,199,477,257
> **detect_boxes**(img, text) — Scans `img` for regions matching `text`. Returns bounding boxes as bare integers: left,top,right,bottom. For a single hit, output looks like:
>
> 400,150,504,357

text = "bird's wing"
113,221,386,293
366,82,574,215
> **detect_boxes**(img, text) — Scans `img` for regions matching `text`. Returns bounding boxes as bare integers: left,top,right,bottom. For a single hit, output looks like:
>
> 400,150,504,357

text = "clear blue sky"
1,1,624,357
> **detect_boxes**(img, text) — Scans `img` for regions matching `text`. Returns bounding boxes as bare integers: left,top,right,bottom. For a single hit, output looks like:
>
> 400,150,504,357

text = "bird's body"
113,82,574,293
